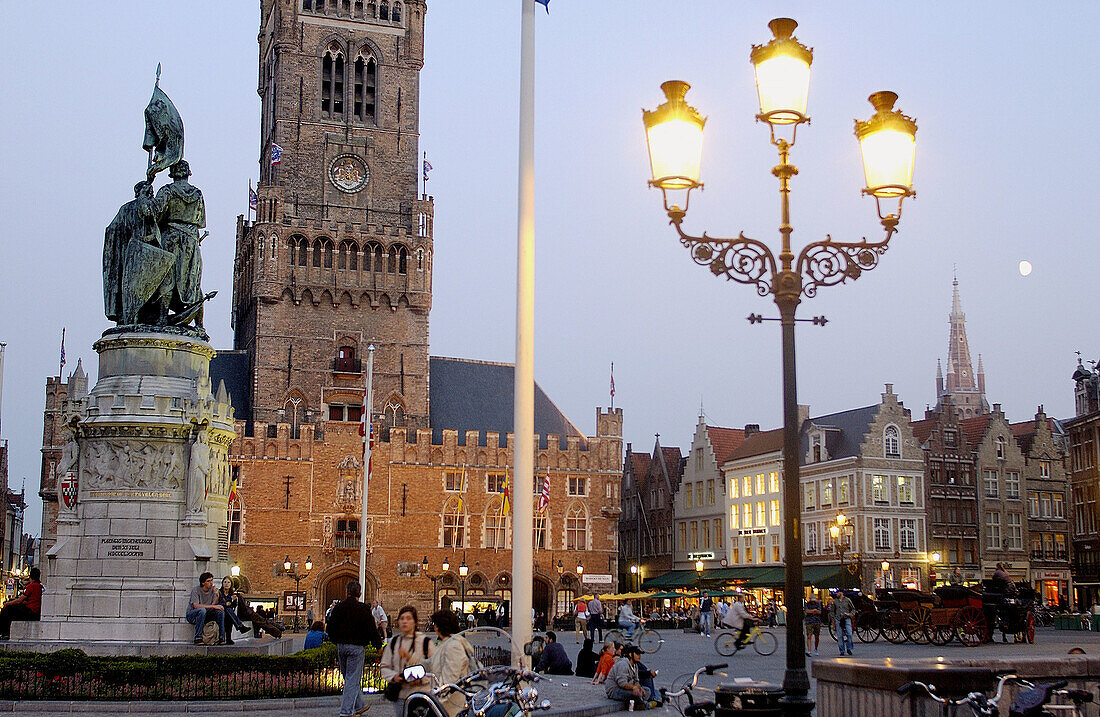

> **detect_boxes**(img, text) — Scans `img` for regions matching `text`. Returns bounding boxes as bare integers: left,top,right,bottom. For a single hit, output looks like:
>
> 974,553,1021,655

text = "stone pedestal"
24,331,236,644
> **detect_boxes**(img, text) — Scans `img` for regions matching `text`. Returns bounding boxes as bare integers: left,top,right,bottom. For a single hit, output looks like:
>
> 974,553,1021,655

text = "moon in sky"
1019,260,1033,276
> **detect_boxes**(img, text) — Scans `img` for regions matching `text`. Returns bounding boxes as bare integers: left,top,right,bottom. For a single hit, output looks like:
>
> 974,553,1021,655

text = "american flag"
537,470,551,513
270,143,283,166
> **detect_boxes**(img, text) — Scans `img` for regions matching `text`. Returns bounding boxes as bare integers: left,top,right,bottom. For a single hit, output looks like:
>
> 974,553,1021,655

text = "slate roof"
429,357,584,446
209,350,252,422
706,426,747,464
799,404,880,462
726,427,784,461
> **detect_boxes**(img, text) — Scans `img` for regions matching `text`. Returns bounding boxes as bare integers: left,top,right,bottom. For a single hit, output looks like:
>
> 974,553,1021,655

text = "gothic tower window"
353,50,377,123
566,502,588,550
321,44,345,118
442,497,465,548
368,242,384,272
354,1,363,17
380,1,389,21
388,245,408,274
392,2,402,23
384,402,406,427
323,239,334,268
303,0,313,10
312,239,323,267
367,1,376,18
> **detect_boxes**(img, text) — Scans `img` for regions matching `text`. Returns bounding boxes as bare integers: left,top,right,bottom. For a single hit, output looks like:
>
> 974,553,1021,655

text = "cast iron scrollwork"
796,229,893,298
674,223,777,297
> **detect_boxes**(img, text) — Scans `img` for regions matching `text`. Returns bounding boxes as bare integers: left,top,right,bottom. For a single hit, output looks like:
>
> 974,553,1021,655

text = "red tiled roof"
1009,417,1056,453
660,446,684,479
959,414,993,448
726,427,784,461
910,418,935,443
629,452,651,476
706,426,747,464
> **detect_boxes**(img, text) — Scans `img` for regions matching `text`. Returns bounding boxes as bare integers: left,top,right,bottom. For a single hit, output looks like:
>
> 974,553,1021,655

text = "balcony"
1031,550,1068,561
334,531,362,550
334,357,363,374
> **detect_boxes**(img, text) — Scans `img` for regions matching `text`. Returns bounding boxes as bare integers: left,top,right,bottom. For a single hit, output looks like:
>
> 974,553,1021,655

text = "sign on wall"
582,573,613,585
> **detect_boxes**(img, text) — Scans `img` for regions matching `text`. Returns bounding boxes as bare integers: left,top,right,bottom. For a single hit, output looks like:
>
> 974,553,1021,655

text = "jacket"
380,631,435,702
536,640,572,675
605,657,639,697
326,597,383,648
429,633,476,717
722,601,753,630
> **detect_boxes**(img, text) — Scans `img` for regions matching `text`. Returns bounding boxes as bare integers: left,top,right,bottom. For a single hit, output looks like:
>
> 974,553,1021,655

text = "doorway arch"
533,576,552,622
319,564,376,612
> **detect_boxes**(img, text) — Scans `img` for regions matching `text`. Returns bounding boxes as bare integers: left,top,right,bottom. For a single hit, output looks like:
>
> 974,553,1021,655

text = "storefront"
1033,569,1071,608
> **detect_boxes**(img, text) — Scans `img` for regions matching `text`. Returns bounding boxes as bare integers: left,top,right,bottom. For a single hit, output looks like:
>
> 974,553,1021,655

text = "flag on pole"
359,392,373,477
610,361,615,403
500,472,511,514
537,470,551,513
228,477,238,504
248,180,258,211
59,328,66,376
535,0,549,12
457,469,468,512
270,143,283,165
423,153,433,182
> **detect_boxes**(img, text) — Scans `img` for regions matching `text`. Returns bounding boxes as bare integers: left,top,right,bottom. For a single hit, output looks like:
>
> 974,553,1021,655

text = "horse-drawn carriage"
826,583,1036,647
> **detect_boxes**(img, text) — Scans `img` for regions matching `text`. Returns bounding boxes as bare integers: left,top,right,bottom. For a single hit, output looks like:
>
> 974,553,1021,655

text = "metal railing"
334,532,361,550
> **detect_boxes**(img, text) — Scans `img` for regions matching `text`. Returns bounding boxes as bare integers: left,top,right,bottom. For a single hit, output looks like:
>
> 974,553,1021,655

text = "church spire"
936,274,989,416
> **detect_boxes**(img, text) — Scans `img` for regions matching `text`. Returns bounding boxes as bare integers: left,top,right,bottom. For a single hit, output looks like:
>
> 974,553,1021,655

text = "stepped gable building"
670,419,745,573
212,0,622,621
1068,357,1100,607
935,277,989,417
621,436,686,588
801,386,928,592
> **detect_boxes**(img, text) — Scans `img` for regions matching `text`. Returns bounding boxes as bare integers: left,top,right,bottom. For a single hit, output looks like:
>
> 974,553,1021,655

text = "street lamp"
642,19,916,716
424,556,450,611
881,560,891,589
829,513,855,590
459,556,469,619
930,551,942,589
283,555,312,632
576,561,583,576
630,564,639,592
230,564,241,577
695,560,704,574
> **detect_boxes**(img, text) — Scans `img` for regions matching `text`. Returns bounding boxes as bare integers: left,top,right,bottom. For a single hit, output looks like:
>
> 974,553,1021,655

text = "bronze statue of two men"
103,68,214,335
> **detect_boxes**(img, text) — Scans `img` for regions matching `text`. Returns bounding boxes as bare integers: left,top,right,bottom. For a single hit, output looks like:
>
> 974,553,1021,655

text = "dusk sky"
2,2,1096,535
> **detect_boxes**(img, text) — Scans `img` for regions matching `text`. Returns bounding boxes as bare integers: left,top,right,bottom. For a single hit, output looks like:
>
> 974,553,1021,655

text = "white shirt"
372,605,387,624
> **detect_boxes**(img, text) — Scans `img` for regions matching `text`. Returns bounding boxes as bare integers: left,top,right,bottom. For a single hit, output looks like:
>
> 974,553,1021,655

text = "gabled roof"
959,414,993,448
628,451,652,477
706,426,747,464
429,357,584,444
910,418,935,444
726,427,784,462
800,404,880,461
1010,417,1057,454
652,443,684,495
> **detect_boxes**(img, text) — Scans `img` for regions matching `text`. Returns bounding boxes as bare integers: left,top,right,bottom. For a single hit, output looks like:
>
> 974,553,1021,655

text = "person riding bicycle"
720,594,756,651
618,602,641,639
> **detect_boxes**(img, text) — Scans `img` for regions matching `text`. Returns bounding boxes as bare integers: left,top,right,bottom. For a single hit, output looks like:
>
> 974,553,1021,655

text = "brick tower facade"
233,0,433,430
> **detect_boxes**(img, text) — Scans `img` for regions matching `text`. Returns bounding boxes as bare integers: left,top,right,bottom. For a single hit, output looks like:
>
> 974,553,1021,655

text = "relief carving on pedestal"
82,439,186,493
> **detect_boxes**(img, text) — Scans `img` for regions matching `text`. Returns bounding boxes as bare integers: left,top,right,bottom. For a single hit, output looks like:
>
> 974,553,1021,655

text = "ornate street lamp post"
642,19,917,715
881,560,892,589
459,556,469,619
283,555,312,632
424,556,450,611
630,564,640,593
829,513,855,590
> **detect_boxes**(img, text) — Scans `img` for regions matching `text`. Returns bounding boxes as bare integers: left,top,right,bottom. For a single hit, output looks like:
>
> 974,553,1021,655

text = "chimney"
744,424,760,437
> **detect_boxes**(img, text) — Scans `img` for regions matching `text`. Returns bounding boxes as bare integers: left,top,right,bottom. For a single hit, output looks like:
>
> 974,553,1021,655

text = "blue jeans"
700,611,711,636
619,618,636,639
186,607,226,642
607,685,653,709
337,643,366,716
836,617,853,654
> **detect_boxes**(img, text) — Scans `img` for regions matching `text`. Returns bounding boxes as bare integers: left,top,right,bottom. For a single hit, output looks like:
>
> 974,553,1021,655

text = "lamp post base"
778,694,815,717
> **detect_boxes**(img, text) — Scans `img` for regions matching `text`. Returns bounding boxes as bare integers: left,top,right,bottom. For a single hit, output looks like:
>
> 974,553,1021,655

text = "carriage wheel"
855,613,881,643
905,607,933,644
1025,612,1035,644
881,611,908,644
954,606,986,647
827,620,837,642
929,624,955,646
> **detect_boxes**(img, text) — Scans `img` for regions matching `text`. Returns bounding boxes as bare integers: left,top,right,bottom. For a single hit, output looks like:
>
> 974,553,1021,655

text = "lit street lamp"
642,18,917,716
459,555,469,618
881,560,891,589
424,556,450,611
630,564,640,593
829,513,856,590
283,555,312,632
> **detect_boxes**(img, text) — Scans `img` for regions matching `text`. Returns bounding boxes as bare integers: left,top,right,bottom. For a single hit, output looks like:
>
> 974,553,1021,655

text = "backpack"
389,634,432,661
201,621,219,645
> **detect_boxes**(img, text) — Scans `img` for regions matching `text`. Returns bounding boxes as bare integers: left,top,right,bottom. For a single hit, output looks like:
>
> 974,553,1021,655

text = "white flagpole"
360,344,375,589
512,0,536,668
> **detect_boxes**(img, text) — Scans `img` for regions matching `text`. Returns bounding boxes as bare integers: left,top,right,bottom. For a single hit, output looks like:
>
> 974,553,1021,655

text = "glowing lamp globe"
750,18,813,125
643,80,706,191
856,91,918,201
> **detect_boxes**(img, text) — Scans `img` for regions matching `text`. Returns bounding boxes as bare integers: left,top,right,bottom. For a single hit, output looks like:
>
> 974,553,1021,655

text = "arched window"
340,241,358,270
321,43,345,118
996,436,1006,459
392,2,402,23
367,242,383,272
379,1,389,20
311,240,322,267
884,425,900,458
566,502,587,551
384,402,405,427
398,245,408,274
367,1,376,17
387,246,397,273
323,239,334,268
416,247,424,270
227,495,242,544
296,237,308,266
442,497,465,548
353,50,377,123
284,396,304,439
485,496,510,549
288,236,301,266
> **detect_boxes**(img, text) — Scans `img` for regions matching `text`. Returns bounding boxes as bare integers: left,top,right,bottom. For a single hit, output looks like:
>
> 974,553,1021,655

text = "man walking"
804,593,823,656
832,591,856,656
587,595,604,642
699,592,713,637
327,581,382,717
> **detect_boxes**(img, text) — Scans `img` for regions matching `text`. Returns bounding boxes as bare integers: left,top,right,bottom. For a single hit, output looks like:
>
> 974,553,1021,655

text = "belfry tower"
935,276,989,416
232,0,433,431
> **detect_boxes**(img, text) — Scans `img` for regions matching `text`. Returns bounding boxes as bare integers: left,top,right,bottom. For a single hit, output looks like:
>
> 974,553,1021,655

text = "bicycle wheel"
605,629,624,644
752,630,777,656
715,631,739,657
639,629,662,654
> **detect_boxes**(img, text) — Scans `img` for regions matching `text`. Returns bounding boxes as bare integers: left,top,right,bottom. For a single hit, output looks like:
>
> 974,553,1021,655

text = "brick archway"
317,563,378,614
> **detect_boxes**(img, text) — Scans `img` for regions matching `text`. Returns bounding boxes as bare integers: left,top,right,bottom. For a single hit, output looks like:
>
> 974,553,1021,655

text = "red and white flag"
537,470,551,513
359,395,373,478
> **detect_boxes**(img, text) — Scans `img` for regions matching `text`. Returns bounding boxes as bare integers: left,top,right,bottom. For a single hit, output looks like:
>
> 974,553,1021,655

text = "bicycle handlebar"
705,663,728,675
897,673,1018,713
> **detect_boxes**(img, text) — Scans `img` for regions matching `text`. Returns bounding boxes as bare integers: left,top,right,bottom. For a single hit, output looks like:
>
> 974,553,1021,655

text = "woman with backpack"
380,605,435,716
428,609,479,717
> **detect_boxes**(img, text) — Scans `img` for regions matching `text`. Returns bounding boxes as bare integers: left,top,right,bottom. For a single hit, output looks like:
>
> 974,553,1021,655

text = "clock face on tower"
329,154,370,193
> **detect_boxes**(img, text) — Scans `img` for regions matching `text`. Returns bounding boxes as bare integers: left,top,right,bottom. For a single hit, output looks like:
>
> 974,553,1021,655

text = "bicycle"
605,620,664,654
658,662,728,717
898,672,1017,717
714,623,777,657
899,673,1094,717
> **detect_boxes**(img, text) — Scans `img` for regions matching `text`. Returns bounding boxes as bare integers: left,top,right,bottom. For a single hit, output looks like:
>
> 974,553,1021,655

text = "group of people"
185,572,283,645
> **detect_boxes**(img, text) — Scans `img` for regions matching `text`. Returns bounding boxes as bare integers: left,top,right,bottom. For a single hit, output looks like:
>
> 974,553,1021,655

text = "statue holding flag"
102,66,215,337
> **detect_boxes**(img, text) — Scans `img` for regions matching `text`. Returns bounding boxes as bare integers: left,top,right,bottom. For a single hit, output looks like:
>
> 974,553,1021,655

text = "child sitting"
591,641,616,684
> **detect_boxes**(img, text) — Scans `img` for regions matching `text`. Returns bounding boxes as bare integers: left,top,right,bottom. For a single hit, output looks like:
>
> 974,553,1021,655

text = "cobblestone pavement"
8,627,1100,715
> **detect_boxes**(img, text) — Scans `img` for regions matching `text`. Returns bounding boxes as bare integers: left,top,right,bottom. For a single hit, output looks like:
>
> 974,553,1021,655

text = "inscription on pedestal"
98,537,155,559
